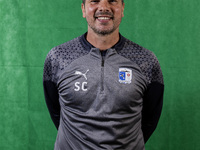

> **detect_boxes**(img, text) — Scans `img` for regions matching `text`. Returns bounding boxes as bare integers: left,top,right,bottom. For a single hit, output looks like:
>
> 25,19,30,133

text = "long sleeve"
43,80,60,129
142,82,164,143
43,51,60,129
141,53,164,143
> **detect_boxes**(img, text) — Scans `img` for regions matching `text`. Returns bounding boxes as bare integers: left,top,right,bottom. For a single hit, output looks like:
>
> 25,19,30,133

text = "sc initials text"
74,82,87,91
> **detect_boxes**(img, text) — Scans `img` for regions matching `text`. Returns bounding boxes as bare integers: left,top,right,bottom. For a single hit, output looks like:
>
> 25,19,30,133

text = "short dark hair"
82,0,124,4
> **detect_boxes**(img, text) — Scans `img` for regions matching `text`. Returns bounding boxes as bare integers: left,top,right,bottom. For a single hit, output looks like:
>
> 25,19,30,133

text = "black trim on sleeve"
142,81,164,143
43,81,60,129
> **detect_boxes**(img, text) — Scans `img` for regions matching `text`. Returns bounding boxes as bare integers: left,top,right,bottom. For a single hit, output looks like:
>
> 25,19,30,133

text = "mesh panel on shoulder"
118,39,164,84
43,36,89,83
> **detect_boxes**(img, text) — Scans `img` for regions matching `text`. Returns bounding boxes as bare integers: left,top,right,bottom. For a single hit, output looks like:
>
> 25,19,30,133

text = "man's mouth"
97,16,111,20
95,12,114,21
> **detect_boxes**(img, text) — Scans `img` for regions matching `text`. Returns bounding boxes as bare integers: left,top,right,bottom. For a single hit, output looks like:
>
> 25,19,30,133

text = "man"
43,0,164,149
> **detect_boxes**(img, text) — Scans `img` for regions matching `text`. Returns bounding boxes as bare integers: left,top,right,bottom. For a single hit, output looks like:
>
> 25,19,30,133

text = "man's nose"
99,0,110,12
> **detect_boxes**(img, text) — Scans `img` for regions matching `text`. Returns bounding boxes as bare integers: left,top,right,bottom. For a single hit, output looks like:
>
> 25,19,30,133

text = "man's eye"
91,0,100,2
109,0,117,2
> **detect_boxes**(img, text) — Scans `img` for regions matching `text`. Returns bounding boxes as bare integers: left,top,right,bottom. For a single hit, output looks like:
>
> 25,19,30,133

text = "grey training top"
43,33,164,150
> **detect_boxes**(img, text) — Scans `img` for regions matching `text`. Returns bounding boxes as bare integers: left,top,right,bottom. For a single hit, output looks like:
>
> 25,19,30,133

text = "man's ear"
81,3,86,18
122,3,125,17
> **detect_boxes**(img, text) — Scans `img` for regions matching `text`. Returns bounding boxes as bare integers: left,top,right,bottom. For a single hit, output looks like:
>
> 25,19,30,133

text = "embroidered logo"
119,68,132,84
75,69,89,80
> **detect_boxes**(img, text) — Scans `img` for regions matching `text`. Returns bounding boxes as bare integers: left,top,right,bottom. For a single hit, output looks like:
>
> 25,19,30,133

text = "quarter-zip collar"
79,32,126,52
90,47,118,59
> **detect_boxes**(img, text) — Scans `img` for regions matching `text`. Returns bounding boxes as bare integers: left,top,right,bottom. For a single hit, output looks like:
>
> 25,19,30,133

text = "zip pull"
100,50,107,67
101,58,105,67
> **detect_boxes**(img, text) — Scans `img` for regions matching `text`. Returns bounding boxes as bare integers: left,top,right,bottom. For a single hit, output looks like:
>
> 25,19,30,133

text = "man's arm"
43,52,60,129
43,81,60,129
142,82,164,143
141,54,164,143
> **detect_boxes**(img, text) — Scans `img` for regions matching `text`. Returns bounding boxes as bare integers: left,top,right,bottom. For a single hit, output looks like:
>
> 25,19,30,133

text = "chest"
57,51,147,114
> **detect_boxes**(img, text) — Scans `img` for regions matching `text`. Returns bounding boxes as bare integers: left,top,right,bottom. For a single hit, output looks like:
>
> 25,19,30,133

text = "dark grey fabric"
43,34,164,150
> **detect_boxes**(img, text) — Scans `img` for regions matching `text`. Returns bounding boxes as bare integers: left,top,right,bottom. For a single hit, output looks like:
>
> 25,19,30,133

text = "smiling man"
43,0,164,150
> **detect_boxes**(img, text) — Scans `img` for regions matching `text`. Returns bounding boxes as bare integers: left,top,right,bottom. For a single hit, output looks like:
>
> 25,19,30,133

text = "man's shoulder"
121,36,163,84
44,34,88,82
51,36,83,52
45,34,87,60
121,36,156,59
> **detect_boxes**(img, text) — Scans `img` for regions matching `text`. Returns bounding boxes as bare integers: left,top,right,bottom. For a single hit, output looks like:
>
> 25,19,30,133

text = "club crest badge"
119,68,132,84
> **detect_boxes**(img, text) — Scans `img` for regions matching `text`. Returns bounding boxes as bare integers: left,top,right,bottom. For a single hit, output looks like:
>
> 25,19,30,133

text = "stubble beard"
88,23,116,36
87,13,121,36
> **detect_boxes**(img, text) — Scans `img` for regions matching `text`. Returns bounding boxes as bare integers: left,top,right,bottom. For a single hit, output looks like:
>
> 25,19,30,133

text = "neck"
86,29,120,51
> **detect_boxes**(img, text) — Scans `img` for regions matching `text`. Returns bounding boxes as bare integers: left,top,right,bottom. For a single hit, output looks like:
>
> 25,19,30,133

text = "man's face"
82,0,125,36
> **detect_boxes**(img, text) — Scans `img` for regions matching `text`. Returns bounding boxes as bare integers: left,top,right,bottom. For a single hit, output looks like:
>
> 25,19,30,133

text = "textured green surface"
0,0,200,149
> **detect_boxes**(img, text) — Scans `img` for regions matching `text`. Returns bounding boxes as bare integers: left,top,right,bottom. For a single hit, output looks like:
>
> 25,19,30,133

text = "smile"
97,17,110,20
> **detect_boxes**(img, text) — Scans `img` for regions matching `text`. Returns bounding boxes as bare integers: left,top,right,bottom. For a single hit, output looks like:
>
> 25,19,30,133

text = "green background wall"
0,0,200,149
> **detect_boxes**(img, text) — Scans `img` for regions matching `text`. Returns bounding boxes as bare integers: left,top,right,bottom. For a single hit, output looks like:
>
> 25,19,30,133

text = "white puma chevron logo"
75,69,89,80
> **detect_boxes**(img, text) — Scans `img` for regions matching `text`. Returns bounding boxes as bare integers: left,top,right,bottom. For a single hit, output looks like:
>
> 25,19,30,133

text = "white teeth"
98,17,110,20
